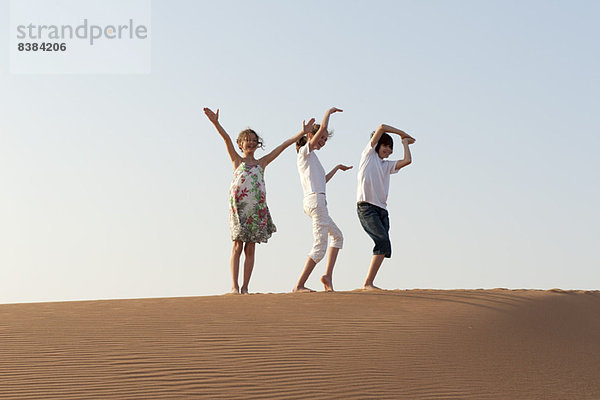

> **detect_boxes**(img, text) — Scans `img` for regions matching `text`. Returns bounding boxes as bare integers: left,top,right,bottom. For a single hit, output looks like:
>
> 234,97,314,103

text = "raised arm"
259,118,315,168
325,164,353,183
370,124,415,148
309,107,343,151
394,137,414,171
203,107,241,165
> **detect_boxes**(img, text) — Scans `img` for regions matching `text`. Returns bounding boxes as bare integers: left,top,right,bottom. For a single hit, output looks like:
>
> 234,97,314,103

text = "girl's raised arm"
309,107,343,151
203,107,241,165
259,118,315,169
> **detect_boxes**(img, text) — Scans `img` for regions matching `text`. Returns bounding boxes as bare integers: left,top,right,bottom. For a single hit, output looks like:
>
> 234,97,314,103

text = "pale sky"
1,0,599,303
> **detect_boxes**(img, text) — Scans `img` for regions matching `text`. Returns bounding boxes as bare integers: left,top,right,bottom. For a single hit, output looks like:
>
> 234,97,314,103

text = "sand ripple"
1,289,599,399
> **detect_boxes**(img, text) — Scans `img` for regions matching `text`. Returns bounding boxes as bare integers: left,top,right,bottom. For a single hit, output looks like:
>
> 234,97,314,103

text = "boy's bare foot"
293,286,316,293
321,275,334,292
362,284,382,291
240,287,249,294
231,287,240,294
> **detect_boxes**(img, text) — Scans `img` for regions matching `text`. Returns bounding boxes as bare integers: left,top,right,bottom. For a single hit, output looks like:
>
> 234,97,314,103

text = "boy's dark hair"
297,124,334,152
371,131,393,153
237,128,264,151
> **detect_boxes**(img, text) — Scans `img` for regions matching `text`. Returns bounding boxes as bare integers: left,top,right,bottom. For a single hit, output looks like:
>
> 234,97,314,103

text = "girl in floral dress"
204,107,314,294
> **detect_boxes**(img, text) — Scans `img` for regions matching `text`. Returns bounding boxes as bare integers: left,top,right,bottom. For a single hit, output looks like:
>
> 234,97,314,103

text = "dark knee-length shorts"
357,202,392,258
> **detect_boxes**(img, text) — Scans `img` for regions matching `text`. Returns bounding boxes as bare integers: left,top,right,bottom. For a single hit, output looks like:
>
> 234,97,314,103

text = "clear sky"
1,0,599,303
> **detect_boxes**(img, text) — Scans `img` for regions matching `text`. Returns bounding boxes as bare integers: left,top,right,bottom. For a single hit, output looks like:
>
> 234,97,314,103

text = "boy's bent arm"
394,138,413,170
370,124,414,148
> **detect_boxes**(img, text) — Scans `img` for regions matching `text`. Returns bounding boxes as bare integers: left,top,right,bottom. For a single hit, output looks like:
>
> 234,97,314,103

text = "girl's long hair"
296,124,334,152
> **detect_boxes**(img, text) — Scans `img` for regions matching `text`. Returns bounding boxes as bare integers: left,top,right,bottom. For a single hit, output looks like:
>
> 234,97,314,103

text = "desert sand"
1,289,599,399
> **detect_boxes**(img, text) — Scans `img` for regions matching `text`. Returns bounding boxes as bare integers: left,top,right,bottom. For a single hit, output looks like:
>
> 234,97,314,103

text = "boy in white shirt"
356,124,415,290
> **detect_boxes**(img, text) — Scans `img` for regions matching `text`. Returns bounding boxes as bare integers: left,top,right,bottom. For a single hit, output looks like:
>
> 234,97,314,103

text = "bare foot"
231,287,240,294
293,286,316,293
362,283,382,291
321,275,334,292
240,287,249,294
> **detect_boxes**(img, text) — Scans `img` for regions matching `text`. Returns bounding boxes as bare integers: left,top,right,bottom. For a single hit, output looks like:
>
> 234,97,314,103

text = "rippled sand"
1,289,599,399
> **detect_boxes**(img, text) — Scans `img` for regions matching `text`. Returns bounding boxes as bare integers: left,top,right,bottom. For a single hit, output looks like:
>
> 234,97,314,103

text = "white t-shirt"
297,143,326,196
356,142,399,209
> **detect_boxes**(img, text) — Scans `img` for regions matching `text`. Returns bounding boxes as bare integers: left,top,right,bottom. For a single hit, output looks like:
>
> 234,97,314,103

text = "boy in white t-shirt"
356,124,415,290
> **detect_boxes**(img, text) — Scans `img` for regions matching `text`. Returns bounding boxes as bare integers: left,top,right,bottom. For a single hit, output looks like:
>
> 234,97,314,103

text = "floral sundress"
229,162,276,243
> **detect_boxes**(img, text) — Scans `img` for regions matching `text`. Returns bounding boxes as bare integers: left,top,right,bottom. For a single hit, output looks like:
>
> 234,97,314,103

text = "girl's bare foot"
240,286,249,294
321,275,334,292
362,283,382,291
231,287,240,294
293,286,316,293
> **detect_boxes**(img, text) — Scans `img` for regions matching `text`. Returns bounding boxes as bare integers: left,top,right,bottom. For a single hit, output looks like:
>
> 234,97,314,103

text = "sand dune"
1,289,599,399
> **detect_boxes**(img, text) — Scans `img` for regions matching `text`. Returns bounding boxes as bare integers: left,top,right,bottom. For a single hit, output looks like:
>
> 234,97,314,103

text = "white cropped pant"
303,193,343,263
